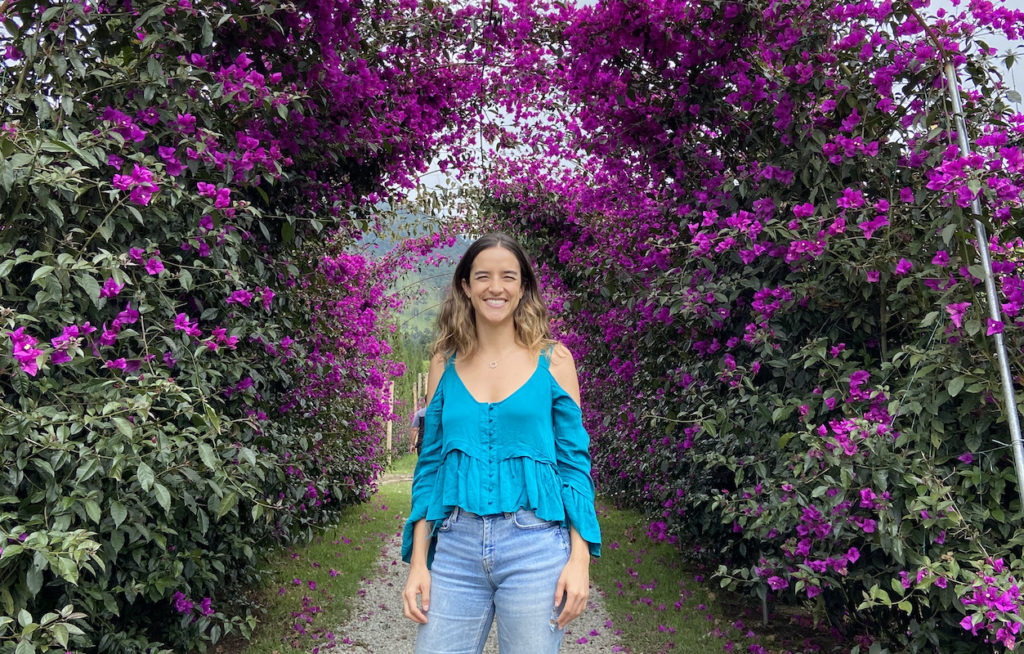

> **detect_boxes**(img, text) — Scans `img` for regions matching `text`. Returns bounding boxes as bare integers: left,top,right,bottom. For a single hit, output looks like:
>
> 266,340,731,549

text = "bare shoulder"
547,342,581,404
426,352,449,403
548,342,576,368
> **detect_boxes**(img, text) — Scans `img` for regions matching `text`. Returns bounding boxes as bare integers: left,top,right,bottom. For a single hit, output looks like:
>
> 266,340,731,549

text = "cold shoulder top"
401,349,602,568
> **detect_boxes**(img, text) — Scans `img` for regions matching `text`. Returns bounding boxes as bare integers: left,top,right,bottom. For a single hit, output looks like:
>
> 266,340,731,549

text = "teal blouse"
401,350,602,568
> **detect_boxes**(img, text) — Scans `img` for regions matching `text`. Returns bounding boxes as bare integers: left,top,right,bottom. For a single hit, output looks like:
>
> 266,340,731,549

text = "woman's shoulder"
545,342,575,369
544,342,581,404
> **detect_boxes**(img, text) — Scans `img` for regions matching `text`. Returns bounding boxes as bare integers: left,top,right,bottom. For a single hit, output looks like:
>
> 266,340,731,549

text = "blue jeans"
415,507,570,654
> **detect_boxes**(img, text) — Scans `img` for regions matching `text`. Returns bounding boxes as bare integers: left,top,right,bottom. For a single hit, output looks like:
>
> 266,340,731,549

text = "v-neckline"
452,361,542,406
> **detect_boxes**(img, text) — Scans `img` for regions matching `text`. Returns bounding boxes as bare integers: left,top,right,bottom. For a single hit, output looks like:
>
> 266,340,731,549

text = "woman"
401,233,601,654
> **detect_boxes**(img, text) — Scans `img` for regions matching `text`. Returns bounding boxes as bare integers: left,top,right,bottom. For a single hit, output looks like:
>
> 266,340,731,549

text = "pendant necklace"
485,346,516,369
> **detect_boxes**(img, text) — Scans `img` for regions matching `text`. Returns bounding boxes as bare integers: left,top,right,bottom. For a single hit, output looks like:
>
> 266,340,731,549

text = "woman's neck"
473,321,521,357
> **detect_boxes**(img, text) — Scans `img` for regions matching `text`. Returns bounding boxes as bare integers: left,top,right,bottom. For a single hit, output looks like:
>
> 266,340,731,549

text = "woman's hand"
554,554,589,628
402,564,431,623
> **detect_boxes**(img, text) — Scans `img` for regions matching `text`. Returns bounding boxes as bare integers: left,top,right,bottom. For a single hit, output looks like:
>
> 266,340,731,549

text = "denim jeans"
415,507,570,654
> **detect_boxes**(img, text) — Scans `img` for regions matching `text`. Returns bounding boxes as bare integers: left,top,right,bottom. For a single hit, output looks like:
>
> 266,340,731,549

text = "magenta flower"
114,304,139,329
261,286,275,310
894,258,912,276
958,452,974,464
836,187,865,209
932,250,949,266
945,302,970,328
105,358,127,370
199,597,214,616
225,289,254,306
214,187,232,209
857,215,889,239
145,258,164,275
98,323,118,346
8,327,43,376
792,202,814,218
172,591,193,614
766,576,788,590
100,277,123,298
129,247,144,261
866,270,880,282
986,318,1004,335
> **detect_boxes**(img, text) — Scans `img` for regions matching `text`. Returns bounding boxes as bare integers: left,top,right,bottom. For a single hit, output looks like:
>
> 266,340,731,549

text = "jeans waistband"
451,507,516,521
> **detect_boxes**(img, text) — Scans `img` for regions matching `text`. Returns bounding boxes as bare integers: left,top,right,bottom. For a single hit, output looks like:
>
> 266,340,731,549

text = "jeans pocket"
511,508,559,530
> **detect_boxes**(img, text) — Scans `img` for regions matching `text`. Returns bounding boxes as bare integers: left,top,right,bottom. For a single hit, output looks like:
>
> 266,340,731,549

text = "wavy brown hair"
431,233,554,359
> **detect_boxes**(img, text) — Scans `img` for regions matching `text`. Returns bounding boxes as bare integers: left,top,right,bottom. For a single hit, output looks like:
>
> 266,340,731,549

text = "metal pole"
943,62,1024,508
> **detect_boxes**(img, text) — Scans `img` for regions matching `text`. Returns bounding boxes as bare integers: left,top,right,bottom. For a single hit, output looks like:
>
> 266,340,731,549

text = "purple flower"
100,277,123,298
129,247,145,261
173,591,193,614
945,302,970,328
792,203,815,218
895,258,912,276
866,270,880,282
98,323,118,346
225,289,254,307
114,304,139,329
199,597,214,616
145,258,164,275
105,358,127,370
932,250,949,266
986,318,1004,335
8,327,42,376
766,576,788,590
958,452,974,464
214,187,232,209
174,313,202,338
836,187,864,209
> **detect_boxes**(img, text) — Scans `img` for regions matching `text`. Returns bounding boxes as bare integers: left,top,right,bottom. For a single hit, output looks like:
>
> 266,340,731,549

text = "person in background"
401,232,601,654
410,398,427,454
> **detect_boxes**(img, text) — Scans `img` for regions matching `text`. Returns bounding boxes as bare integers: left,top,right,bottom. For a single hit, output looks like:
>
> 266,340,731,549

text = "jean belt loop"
452,506,460,523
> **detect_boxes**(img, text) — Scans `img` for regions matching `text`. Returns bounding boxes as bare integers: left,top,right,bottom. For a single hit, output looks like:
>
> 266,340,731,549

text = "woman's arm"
402,353,446,623
548,344,597,628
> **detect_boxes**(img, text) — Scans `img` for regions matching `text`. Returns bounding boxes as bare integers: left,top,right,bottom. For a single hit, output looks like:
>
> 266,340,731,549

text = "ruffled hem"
561,483,601,557
426,451,567,521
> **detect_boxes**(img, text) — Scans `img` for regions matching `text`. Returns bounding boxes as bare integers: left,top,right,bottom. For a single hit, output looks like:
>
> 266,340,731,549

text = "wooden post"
386,381,394,466
412,377,419,452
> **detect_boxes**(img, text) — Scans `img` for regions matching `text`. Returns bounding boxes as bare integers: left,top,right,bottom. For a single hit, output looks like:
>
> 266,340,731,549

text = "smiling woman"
401,232,602,654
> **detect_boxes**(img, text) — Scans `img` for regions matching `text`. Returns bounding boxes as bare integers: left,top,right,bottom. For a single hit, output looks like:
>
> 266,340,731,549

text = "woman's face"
461,246,525,325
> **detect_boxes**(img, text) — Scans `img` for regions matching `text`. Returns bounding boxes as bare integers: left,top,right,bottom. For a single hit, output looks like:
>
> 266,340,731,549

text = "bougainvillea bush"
479,0,1024,651
0,0,479,651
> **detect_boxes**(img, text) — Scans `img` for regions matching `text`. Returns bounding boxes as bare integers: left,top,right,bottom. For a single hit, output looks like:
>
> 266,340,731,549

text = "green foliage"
0,1,401,651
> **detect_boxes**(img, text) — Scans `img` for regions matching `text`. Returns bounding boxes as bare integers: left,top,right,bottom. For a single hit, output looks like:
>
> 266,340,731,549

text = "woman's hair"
431,232,553,358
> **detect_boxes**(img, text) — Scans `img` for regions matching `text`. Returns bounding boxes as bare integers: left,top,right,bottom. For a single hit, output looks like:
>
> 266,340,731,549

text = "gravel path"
323,510,622,653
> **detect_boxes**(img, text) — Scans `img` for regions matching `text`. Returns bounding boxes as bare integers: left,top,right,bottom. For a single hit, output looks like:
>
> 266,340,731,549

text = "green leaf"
30,264,54,285
153,483,171,513
216,491,238,519
112,416,133,438
136,462,155,492
110,500,127,528
198,442,218,470
25,566,42,595
52,624,69,648
84,499,101,524
74,273,102,306
15,639,35,654
940,223,956,246
948,377,965,397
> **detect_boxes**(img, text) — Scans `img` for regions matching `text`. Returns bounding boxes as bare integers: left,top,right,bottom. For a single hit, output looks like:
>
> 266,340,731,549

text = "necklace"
483,346,517,369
